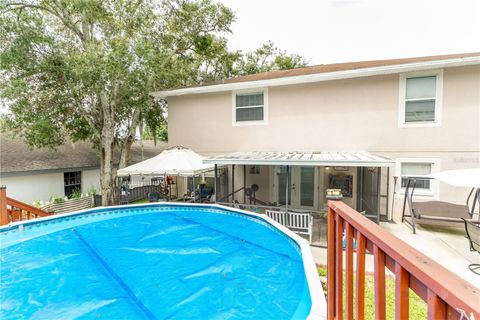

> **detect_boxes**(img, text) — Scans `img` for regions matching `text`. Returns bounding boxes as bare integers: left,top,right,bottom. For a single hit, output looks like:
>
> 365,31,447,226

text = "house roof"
151,52,480,98
0,135,167,174
203,151,394,167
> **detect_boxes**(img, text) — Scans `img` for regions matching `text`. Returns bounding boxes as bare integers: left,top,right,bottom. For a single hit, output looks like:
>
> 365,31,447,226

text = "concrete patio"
310,221,480,288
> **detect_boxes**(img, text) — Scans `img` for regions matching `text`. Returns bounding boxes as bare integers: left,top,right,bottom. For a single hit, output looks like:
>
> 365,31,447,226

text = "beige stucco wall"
169,65,480,154
168,65,480,219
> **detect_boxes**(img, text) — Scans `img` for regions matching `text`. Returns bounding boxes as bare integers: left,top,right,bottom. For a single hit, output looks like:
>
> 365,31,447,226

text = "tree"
0,0,235,205
234,41,308,76
1,0,307,205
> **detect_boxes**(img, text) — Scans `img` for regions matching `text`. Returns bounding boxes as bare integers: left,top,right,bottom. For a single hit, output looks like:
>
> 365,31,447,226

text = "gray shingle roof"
0,135,167,174
156,52,480,92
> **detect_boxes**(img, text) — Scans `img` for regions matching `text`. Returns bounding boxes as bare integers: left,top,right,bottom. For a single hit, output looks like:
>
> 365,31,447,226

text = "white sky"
218,0,480,65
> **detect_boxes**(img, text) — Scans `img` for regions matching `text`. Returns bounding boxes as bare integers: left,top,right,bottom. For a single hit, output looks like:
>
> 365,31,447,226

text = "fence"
118,185,160,204
327,200,479,320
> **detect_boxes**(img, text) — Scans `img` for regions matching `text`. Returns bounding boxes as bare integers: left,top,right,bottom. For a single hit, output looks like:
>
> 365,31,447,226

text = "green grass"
130,199,149,204
317,266,426,319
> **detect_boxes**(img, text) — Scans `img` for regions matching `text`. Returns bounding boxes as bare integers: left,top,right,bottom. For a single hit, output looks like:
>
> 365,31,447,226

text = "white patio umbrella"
428,168,480,188
117,146,213,177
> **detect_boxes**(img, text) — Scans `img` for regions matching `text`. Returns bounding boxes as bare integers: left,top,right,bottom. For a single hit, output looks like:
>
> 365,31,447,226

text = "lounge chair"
402,178,477,233
463,219,480,275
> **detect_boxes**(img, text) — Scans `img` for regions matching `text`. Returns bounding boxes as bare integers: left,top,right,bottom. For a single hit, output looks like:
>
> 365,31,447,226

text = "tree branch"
5,2,86,46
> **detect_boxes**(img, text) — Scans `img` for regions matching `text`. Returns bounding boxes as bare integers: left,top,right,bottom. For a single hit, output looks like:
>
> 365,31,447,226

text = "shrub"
32,200,42,208
50,196,65,204
87,186,97,196
70,188,82,200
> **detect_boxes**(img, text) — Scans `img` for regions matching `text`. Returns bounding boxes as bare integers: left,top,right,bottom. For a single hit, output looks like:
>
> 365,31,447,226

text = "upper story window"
398,70,443,128
232,89,268,125
405,76,436,122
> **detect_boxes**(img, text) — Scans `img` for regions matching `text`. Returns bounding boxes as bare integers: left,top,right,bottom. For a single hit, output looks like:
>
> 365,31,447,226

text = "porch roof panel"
203,151,394,167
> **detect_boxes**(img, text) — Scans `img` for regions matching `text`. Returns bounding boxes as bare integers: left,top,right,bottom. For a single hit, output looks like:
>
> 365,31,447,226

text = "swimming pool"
0,203,325,319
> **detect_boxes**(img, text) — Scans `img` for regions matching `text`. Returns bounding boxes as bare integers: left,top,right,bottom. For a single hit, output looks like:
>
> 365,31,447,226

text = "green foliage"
69,188,82,200
233,41,308,77
32,200,42,208
50,196,65,204
87,186,97,196
0,0,236,147
142,122,168,143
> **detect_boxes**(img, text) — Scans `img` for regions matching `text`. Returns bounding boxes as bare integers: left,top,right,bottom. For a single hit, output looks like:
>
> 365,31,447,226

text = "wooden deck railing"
0,187,51,226
327,200,480,320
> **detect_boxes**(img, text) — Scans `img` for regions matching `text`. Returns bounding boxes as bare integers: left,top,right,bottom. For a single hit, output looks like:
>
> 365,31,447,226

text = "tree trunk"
100,135,115,206
99,91,116,206
119,135,134,169
118,108,141,170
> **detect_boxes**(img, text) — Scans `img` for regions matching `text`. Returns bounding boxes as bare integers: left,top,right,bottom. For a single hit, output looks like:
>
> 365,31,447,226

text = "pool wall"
0,202,327,320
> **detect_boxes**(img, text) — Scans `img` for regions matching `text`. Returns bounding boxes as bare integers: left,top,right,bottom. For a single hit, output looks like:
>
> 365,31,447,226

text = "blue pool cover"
0,205,312,319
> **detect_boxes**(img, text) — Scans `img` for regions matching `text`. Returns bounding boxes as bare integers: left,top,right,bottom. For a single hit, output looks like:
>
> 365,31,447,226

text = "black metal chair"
147,191,161,202
463,219,480,275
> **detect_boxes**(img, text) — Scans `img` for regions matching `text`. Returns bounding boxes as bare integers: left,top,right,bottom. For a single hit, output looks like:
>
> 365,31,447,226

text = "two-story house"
152,52,480,222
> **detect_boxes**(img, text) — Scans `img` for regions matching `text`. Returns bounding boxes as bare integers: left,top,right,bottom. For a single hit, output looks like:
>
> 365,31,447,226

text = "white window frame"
398,70,443,128
395,158,440,199
232,88,268,126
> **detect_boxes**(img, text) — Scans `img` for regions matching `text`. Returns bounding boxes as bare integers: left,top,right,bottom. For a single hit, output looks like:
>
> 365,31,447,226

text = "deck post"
327,206,335,320
231,165,235,203
376,167,381,223
0,186,9,226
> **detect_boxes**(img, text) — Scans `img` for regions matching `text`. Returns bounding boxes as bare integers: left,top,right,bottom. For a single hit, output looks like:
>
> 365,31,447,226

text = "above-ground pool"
0,204,325,319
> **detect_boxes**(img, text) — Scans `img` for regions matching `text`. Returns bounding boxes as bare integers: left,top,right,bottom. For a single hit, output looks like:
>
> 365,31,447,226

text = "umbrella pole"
390,176,399,221
193,175,196,203
164,173,167,201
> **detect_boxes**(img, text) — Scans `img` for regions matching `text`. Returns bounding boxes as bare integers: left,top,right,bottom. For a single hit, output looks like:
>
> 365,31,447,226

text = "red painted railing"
327,200,480,320
0,187,51,226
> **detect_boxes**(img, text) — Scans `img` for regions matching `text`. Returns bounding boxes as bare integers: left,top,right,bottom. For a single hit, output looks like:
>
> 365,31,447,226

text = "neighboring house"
152,52,480,221
0,135,166,204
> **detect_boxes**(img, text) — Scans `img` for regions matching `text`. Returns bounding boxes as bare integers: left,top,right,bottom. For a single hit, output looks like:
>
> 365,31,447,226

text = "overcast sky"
218,0,480,65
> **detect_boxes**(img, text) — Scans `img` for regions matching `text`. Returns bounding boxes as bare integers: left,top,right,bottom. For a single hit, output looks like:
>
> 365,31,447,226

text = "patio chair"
287,210,313,244
147,191,161,202
233,200,245,210
463,219,480,275
265,209,287,226
265,209,313,244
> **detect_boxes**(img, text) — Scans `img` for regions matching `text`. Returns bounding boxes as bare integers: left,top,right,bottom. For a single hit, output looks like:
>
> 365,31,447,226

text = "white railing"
266,209,313,243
